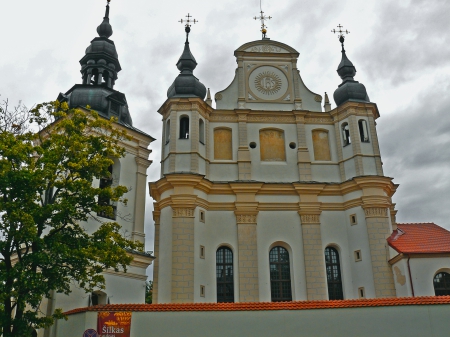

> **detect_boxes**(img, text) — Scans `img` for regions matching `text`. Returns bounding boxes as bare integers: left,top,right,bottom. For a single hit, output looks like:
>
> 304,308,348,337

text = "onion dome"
167,26,207,99
333,36,370,106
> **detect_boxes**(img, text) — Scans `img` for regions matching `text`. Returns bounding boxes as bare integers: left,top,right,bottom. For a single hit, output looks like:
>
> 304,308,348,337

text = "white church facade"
149,26,450,304
36,4,450,337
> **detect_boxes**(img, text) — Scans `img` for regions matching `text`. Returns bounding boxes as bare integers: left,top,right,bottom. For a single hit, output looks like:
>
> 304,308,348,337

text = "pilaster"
237,112,251,180
132,157,152,243
170,206,196,303
294,113,312,181
152,211,161,304
362,205,396,298
168,110,178,173
349,114,364,176
190,112,199,173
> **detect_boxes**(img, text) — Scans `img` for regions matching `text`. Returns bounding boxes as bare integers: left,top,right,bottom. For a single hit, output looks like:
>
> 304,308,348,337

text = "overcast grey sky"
1,0,449,278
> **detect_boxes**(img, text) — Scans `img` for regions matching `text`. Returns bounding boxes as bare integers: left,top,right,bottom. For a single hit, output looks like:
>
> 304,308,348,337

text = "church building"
149,17,450,304
40,3,450,337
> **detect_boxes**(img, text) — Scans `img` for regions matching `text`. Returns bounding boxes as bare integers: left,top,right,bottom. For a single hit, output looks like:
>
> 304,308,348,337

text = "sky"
0,0,449,279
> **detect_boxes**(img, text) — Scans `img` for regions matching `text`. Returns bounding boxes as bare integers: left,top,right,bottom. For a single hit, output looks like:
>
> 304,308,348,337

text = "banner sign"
97,312,132,337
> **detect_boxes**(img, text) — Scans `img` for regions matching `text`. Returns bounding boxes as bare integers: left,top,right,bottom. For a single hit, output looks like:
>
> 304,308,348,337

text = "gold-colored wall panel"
214,128,232,160
312,129,331,161
259,129,286,161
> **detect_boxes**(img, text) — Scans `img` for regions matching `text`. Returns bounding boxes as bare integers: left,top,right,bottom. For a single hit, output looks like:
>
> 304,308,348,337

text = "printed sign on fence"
97,311,132,337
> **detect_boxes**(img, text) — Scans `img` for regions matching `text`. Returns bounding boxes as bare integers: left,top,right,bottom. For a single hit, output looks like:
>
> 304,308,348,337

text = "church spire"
79,0,121,89
331,25,370,106
167,14,206,99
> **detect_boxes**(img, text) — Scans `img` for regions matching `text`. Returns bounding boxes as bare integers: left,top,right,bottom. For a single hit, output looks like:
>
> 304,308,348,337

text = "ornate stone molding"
247,115,295,123
300,214,321,224
210,114,238,122
172,208,195,218
305,117,334,124
236,214,257,224
247,45,284,53
364,207,388,218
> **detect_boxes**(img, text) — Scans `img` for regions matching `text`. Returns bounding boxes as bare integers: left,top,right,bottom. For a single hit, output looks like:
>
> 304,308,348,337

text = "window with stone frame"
325,246,344,300
216,247,234,302
433,272,450,296
269,246,292,302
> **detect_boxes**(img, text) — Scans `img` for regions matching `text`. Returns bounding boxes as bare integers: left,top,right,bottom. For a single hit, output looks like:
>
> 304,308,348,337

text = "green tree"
0,101,142,337
145,280,153,304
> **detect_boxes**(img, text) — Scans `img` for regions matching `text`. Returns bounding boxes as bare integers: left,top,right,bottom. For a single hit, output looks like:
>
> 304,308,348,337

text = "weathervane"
254,0,271,39
332,24,350,50
179,13,198,41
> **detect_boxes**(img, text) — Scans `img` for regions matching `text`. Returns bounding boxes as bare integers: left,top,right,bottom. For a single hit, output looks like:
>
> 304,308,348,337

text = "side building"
43,4,155,336
149,27,450,303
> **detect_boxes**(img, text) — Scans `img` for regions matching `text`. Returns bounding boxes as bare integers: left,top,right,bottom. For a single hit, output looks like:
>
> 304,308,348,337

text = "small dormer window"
110,102,120,115
342,123,351,146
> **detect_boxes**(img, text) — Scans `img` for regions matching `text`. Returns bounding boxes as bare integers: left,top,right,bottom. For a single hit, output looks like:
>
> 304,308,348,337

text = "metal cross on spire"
332,24,350,49
179,13,198,28
179,13,198,41
254,9,272,39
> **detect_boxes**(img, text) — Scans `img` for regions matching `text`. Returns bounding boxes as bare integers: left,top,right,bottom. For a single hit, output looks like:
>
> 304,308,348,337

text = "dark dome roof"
167,31,206,100
85,38,119,59
333,46,370,106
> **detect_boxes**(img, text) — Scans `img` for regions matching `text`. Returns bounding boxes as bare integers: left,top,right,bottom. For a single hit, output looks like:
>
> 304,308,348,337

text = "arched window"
216,247,234,302
312,129,331,161
433,272,450,296
97,164,116,220
260,129,286,161
214,128,232,160
269,246,292,301
358,119,370,143
179,116,189,139
165,119,171,144
91,290,107,306
91,68,99,85
341,123,351,146
325,247,343,300
199,119,205,144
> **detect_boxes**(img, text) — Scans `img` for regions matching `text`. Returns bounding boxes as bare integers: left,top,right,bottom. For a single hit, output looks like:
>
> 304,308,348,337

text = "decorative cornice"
300,214,321,224
172,207,195,218
364,207,388,218
235,213,258,224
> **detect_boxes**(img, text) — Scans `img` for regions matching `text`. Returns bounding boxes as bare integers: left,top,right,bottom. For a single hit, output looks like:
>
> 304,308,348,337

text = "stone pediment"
236,40,299,55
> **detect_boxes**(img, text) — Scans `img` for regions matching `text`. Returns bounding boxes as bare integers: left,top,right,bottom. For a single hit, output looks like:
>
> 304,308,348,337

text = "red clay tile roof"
64,296,450,315
387,223,450,254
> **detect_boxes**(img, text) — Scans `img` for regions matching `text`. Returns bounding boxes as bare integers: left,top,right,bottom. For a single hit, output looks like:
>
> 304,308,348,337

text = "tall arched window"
179,116,189,139
433,272,450,296
325,247,343,300
199,119,205,144
165,119,170,144
358,119,370,143
216,247,234,302
341,123,351,146
269,246,292,301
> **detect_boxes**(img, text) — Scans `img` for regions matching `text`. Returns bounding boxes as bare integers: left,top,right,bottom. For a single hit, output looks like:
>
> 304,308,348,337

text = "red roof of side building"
64,297,450,315
387,223,450,254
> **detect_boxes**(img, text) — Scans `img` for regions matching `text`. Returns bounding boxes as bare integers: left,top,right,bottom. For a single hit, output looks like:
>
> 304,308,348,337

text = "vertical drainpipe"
407,254,415,297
